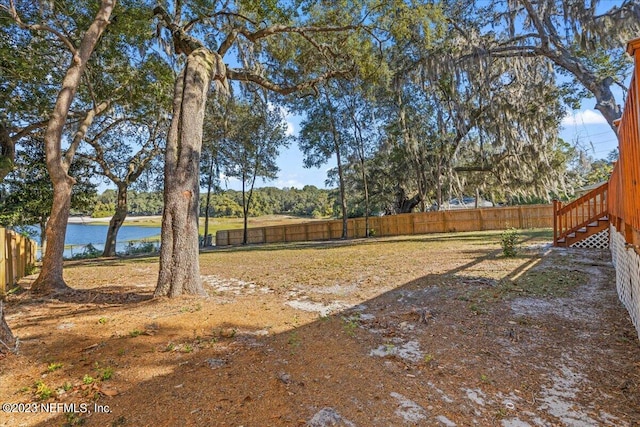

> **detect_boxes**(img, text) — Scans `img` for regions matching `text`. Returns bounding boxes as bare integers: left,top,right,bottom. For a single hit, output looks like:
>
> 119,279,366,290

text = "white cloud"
285,121,295,136
274,178,305,189
267,102,297,136
561,109,608,126
279,106,297,136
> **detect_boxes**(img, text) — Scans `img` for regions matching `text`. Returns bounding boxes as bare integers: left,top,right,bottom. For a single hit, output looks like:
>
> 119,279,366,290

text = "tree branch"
185,11,258,33
454,165,494,172
127,122,164,182
520,0,550,50
153,5,203,55
218,29,238,56
226,68,352,95
461,45,540,61
9,120,49,142
64,101,111,170
1,0,78,56
237,23,359,44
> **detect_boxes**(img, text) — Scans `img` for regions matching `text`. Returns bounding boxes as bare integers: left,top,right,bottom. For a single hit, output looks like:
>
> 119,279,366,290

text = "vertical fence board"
8,233,15,287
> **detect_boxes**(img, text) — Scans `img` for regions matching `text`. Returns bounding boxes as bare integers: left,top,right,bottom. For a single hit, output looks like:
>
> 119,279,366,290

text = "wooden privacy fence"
0,227,37,295
609,37,640,339
216,204,553,246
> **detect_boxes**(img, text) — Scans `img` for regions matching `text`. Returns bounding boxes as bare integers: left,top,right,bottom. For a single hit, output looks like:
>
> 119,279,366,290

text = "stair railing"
553,182,609,246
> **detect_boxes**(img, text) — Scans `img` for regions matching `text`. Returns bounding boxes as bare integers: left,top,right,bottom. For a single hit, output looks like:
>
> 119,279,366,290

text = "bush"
500,228,519,257
70,243,101,260
91,201,116,218
25,263,38,275
123,240,157,256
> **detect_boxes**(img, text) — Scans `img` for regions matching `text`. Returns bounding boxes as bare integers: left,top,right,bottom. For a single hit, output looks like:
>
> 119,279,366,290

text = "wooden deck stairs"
553,182,609,247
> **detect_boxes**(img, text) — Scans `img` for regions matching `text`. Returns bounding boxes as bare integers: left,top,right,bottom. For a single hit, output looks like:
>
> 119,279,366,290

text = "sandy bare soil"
1,230,639,427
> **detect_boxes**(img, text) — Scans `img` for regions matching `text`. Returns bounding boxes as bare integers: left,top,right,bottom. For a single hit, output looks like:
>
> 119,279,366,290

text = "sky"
560,107,619,159
219,111,331,192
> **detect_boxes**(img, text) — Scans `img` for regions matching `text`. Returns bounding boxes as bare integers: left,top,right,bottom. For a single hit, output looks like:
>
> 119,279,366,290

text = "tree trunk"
326,102,348,238
546,52,622,131
0,302,17,354
0,123,15,182
336,149,348,239
436,160,443,210
352,114,370,236
31,0,115,294
39,219,47,258
155,48,216,298
242,172,248,245
416,164,427,212
362,162,370,236
103,183,127,257
395,186,422,213
31,179,73,293
202,158,215,247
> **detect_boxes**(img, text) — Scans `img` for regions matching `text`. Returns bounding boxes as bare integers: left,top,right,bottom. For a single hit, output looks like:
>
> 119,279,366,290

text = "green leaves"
0,137,97,229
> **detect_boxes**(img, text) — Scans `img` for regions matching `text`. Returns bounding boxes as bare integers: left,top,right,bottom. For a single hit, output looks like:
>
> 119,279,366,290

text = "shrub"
123,240,157,256
501,227,519,257
70,243,101,260
25,263,38,275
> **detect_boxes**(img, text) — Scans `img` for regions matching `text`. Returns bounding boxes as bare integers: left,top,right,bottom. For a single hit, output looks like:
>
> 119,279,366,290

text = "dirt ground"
1,230,639,427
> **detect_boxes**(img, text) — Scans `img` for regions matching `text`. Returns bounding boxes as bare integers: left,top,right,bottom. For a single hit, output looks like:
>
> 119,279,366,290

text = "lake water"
31,223,161,259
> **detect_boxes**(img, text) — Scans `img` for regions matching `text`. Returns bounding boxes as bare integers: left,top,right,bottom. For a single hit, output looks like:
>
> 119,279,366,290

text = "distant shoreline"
68,215,162,225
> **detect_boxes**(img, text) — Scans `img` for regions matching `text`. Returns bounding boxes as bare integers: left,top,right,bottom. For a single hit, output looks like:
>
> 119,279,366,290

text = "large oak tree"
11,0,117,293
152,0,367,296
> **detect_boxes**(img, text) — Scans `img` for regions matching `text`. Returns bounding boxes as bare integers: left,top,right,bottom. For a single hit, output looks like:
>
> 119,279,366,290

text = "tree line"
0,0,637,329
92,186,336,219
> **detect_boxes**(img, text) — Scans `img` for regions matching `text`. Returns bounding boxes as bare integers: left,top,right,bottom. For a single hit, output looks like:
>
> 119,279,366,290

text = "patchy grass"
512,268,588,297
